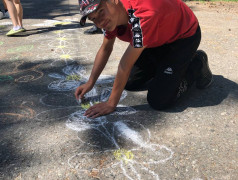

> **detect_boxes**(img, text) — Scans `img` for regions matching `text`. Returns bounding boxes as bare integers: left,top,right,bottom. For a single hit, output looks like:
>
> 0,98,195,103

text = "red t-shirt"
104,0,198,48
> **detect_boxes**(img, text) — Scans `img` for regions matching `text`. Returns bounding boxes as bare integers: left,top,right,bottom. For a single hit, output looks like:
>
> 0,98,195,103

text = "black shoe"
84,25,102,34
195,50,213,89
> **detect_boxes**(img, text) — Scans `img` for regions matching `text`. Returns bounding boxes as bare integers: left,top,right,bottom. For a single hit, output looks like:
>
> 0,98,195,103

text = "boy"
75,0,213,118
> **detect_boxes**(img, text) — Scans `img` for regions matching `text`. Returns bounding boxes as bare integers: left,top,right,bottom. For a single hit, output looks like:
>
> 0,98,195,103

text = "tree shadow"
1,21,94,37
0,60,237,177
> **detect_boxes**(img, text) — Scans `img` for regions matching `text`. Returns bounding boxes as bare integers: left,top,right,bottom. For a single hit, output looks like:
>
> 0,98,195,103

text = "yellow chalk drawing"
81,103,91,110
66,74,81,81
113,149,134,164
81,101,99,110
54,22,72,26
57,45,65,49
57,37,67,41
53,30,64,34
60,54,71,59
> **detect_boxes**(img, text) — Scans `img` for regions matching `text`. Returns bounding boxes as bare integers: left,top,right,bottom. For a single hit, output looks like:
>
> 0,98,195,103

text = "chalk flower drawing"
48,65,115,91
67,109,173,180
36,67,173,179
35,63,174,179
32,19,174,179
48,65,86,91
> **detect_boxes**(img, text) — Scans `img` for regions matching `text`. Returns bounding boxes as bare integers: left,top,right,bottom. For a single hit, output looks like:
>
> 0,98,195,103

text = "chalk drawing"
48,65,86,91
0,101,35,125
28,20,92,66
32,19,174,179
114,149,134,164
54,22,72,26
31,19,78,27
39,93,77,107
0,61,44,83
7,45,34,54
61,68,173,179
35,106,80,122
48,65,115,91
0,75,13,82
0,41,3,46
0,22,12,26
67,115,174,180
37,69,173,179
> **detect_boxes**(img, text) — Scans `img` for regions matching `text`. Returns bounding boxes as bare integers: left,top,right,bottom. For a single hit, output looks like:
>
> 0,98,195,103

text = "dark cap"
78,0,101,26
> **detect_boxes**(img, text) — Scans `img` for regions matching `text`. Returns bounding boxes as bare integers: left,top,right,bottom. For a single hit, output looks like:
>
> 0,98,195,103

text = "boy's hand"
84,101,116,118
75,82,93,100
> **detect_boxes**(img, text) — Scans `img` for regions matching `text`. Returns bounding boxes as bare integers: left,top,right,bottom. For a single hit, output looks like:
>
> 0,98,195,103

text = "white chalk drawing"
0,22,12,26
47,65,115,91
35,65,173,179
48,65,86,91
33,19,174,179
31,19,78,27
28,20,92,66
66,90,173,180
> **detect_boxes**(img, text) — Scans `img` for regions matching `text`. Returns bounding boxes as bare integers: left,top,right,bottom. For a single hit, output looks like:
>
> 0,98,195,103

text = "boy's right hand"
74,82,93,100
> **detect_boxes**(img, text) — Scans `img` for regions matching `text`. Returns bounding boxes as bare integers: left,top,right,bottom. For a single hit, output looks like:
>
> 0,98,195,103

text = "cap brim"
79,0,101,26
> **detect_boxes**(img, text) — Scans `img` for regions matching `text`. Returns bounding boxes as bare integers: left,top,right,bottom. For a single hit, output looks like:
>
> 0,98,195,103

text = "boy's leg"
125,48,157,91
147,26,203,110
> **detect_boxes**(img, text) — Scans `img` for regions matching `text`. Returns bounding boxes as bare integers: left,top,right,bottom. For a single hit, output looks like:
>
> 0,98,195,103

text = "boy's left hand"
84,102,116,118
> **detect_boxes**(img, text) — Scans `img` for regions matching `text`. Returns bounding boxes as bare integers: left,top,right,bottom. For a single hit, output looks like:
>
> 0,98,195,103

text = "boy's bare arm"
84,44,145,118
88,37,116,85
75,37,115,100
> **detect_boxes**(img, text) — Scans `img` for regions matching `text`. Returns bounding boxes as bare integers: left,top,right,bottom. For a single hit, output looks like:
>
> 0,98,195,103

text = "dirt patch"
186,1,238,14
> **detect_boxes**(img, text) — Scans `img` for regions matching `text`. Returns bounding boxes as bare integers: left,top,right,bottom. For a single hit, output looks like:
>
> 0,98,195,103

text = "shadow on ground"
0,59,238,177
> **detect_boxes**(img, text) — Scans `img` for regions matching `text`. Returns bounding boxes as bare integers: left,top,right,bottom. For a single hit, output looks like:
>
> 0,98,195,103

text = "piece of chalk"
78,98,82,104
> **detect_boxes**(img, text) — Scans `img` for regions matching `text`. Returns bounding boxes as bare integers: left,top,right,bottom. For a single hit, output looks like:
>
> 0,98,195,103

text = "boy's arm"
75,37,115,99
88,37,116,85
85,44,145,118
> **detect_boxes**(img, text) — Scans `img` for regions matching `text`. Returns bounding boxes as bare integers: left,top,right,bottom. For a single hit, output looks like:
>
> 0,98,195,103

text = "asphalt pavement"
0,0,238,179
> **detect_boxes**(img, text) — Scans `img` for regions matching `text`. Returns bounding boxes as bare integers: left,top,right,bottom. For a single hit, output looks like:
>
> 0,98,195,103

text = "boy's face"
88,0,119,32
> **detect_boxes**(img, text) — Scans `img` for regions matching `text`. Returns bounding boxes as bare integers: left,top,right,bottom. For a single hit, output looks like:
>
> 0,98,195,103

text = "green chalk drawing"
0,25,5,29
10,55,20,61
0,75,13,82
0,42,3,46
7,45,34,54
66,74,81,81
